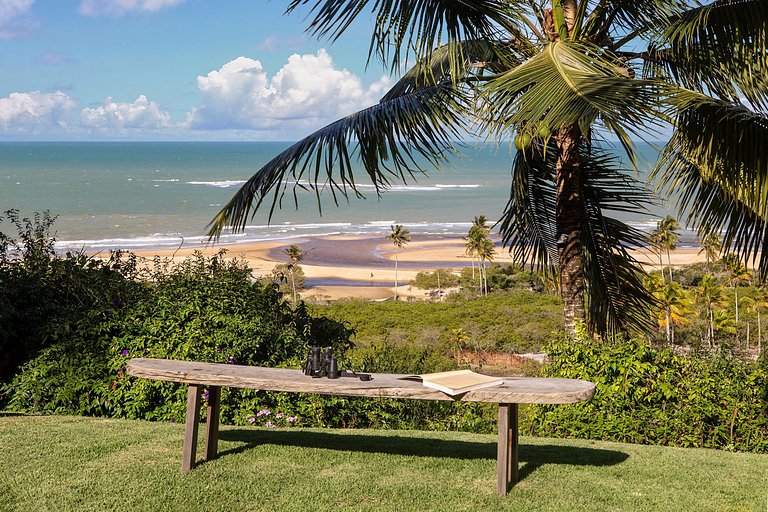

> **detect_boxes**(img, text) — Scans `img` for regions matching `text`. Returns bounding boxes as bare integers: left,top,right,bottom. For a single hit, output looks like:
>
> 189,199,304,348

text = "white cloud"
78,0,184,17
80,95,171,129
0,0,35,38
0,91,76,133
187,49,391,134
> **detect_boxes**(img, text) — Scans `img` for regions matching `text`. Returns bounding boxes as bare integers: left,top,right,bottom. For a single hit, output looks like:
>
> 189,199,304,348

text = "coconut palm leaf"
381,39,510,103
644,0,768,108
499,140,558,270
207,82,469,238
481,40,665,154
658,91,768,210
499,141,655,333
286,0,522,73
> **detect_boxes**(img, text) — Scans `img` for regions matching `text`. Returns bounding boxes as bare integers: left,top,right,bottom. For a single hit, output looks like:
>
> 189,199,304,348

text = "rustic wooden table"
127,357,595,495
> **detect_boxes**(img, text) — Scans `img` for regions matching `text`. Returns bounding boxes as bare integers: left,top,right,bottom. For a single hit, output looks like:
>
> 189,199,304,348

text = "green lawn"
1,414,766,512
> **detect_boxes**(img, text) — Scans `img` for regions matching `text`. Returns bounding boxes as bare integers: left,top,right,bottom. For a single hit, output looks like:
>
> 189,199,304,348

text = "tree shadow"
213,429,628,483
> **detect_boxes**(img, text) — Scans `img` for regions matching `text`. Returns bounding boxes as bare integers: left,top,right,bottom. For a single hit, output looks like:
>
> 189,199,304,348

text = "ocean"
0,141,680,252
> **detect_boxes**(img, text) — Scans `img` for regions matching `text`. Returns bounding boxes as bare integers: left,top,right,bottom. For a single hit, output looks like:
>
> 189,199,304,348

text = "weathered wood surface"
127,358,595,404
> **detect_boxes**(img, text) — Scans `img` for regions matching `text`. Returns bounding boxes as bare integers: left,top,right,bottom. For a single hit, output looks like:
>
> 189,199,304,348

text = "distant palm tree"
724,256,751,345
646,273,693,345
464,215,492,293
386,225,410,300
743,288,768,353
208,1,768,336
696,274,729,348
651,216,681,282
698,233,722,271
478,237,496,295
284,244,305,303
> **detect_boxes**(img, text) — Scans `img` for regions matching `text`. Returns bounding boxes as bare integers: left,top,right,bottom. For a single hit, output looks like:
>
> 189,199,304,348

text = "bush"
527,334,768,452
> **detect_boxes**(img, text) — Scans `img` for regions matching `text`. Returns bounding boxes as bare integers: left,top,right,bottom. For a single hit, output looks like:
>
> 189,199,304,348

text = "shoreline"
122,233,709,301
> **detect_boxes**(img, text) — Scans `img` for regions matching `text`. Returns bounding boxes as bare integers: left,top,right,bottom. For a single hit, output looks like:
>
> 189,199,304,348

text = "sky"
0,0,393,140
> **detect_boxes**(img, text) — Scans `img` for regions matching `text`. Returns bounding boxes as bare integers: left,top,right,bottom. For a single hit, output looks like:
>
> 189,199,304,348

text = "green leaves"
654,92,768,276
646,0,768,108
286,0,518,73
481,40,664,150
500,141,656,334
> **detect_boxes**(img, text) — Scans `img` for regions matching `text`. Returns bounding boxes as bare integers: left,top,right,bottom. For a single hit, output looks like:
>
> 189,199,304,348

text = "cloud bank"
0,49,392,139
0,91,76,133
80,95,171,129
188,49,390,135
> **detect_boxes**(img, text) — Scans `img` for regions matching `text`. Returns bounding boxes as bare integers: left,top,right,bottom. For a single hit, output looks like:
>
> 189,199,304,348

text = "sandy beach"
129,234,709,301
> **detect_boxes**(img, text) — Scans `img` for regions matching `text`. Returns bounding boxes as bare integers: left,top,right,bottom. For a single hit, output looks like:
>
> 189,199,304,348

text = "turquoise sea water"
0,141,677,252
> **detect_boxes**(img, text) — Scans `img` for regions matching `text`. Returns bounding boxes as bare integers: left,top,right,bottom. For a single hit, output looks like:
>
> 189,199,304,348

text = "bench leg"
204,386,221,461
497,403,519,495
182,384,202,472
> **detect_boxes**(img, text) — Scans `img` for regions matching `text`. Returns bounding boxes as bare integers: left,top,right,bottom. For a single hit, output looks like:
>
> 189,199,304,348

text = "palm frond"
654,92,768,276
381,39,511,103
644,0,768,108
578,149,656,334
481,40,665,152
499,141,656,334
285,0,525,74
207,82,469,239
498,140,558,271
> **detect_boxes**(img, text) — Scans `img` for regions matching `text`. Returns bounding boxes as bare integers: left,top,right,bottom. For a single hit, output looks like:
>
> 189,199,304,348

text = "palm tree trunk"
394,251,399,300
734,288,739,346
667,249,673,282
290,268,297,303
665,309,671,344
556,124,585,334
759,309,762,354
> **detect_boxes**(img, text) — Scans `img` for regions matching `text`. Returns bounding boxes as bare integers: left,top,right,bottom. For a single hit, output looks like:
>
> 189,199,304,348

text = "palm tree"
743,288,768,353
645,273,693,344
464,216,492,293
724,256,751,345
284,244,305,303
386,224,410,300
208,1,768,336
477,236,497,295
651,216,681,282
698,233,722,272
695,274,729,348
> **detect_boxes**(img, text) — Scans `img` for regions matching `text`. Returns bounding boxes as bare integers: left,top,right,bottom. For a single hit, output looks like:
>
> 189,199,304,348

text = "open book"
400,369,504,396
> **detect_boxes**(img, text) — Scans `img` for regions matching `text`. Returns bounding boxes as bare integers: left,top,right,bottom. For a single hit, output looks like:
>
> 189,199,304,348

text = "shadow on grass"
216,429,628,483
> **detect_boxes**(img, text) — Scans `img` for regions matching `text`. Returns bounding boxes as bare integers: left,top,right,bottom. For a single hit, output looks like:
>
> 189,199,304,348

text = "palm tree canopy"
209,0,768,335
387,224,411,249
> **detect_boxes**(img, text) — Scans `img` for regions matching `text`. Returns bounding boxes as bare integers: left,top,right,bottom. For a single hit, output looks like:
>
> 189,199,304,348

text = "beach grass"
1,413,766,511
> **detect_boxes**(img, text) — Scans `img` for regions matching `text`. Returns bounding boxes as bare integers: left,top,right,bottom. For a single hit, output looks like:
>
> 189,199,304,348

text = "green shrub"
527,334,768,452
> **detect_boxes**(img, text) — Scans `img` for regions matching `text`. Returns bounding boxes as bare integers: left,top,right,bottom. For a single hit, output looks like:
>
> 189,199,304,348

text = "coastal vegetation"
2,211,767,456
208,1,768,338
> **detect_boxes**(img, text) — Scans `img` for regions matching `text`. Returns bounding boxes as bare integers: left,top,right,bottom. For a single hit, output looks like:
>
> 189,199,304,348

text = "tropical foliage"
206,1,768,336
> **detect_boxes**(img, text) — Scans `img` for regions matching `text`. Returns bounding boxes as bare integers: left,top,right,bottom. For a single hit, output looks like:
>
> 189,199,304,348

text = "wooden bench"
127,357,595,495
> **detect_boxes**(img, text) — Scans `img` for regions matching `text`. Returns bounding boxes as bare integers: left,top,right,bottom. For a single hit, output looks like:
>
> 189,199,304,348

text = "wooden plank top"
127,358,595,404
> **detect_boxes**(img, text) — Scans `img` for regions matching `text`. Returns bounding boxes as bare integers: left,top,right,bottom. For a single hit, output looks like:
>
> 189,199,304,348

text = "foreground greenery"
1,414,766,512
3,212,768,455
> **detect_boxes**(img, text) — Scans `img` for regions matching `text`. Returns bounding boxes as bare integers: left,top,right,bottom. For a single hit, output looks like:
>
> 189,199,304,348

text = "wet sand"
129,234,708,301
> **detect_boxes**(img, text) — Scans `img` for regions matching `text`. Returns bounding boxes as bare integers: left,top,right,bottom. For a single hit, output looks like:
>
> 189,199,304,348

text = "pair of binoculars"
303,346,340,379
303,346,372,381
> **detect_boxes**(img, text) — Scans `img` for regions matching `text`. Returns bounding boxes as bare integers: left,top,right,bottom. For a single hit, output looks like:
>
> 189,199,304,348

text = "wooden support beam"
496,403,519,495
182,384,202,472
204,386,221,461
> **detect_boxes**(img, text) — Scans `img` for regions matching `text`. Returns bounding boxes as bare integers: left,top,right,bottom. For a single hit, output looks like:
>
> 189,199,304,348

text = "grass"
1,413,766,512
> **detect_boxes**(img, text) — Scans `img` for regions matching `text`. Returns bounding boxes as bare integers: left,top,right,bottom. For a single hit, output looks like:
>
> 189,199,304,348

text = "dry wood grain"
127,358,595,404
